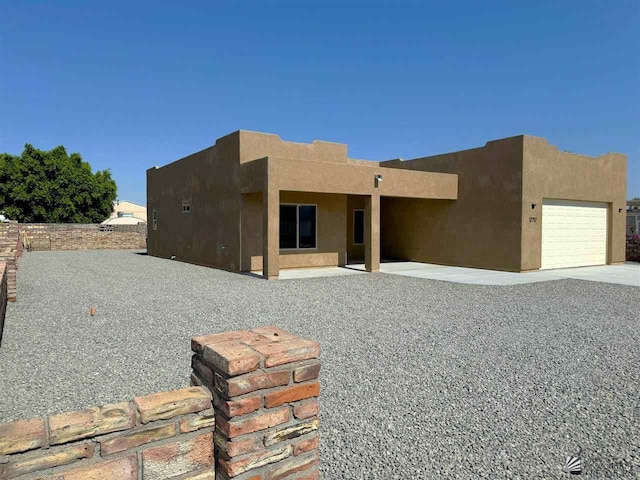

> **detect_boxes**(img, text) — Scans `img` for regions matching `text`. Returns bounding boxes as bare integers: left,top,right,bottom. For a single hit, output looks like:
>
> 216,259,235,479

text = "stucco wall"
521,136,627,270
382,136,524,271
239,130,349,164
146,132,241,271
241,192,347,271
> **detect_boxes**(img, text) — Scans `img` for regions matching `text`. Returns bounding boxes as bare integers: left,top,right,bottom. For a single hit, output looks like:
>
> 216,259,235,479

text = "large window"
280,204,317,249
353,209,364,245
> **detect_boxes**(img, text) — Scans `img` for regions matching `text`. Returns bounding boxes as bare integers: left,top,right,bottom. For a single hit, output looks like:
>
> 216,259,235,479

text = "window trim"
353,209,365,245
279,203,318,250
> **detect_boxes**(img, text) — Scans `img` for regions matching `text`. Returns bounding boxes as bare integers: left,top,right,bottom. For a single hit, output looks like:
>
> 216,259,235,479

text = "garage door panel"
540,200,608,270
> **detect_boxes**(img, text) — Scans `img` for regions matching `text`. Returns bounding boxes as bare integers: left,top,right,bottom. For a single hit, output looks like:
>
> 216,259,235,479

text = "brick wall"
0,326,319,478
191,326,321,480
0,387,215,479
0,263,6,347
0,227,20,302
8,223,147,251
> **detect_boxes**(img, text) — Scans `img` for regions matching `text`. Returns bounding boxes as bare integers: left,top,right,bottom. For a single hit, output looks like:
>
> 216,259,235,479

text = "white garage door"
540,200,608,270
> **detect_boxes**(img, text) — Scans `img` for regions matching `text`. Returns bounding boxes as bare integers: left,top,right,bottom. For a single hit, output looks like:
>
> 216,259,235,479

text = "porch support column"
365,192,380,272
263,188,279,280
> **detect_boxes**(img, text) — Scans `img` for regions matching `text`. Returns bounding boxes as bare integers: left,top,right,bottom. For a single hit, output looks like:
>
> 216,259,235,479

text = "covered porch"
239,156,458,279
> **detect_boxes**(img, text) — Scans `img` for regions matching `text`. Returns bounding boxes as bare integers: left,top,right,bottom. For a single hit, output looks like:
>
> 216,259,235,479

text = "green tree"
0,144,117,223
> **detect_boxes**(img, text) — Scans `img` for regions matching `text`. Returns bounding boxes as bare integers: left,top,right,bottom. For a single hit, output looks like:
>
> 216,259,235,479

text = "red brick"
251,339,320,367
203,342,261,375
214,395,261,418
218,370,290,397
191,373,203,386
51,455,137,480
182,470,215,480
192,355,215,385
266,450,318,480
0,418,46,455
293,400,320,420
192,330,262,354
293,362,321,383
264,419,319,447
49,402,135,445
216,407,290,438
179,413,216,433
215,431,264,457
142,432,213,479
0,443,94,478
264,382,320,408
219,445,292,477
100,423,177,455
294,436,319,456
134,387,211,423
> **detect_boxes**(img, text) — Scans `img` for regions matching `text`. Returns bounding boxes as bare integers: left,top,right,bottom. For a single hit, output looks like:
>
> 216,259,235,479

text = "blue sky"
1,1,638,204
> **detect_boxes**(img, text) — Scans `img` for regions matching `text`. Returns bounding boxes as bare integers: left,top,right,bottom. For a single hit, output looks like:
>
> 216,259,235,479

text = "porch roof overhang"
240,156,458,200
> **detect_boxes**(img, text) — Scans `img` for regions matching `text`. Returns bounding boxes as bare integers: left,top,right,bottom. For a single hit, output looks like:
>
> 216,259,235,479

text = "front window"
280,204,317,249
118,212,134,218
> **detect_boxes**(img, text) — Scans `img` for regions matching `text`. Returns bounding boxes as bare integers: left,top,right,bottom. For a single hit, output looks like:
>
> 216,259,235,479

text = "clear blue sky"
1,1,638,204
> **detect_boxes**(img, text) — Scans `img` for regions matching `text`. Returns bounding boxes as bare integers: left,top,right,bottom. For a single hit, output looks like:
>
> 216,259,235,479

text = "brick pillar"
191,326,321,480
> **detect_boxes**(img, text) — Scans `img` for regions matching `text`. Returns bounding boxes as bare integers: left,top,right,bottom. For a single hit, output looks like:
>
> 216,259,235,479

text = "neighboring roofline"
114,200,147,208
101,216,147,225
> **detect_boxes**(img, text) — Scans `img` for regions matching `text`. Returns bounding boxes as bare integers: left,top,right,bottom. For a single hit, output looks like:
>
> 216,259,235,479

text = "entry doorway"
346,196,367,263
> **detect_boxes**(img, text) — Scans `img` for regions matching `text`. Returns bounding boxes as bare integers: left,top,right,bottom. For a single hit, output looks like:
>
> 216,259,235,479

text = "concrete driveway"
348,261,640,286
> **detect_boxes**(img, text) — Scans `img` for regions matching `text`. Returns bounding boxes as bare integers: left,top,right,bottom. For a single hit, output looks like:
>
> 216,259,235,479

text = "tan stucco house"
102,200,147,225
147,130,626,279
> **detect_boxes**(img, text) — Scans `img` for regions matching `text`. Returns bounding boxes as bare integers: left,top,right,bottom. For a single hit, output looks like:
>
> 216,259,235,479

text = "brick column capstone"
191,326,321,480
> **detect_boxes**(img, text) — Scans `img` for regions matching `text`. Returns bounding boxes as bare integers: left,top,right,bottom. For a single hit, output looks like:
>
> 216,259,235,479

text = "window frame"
353,209,365,245
279,203,318,250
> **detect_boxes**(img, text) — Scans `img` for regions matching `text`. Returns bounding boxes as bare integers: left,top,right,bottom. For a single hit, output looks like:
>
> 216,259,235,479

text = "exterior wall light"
619,208,623,213
375,174,383,188
532,203,537,209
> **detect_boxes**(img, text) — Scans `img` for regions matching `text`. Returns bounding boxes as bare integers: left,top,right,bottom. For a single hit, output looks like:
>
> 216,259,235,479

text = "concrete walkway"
348,261,640,286
251,261,639,286
251,266,366,280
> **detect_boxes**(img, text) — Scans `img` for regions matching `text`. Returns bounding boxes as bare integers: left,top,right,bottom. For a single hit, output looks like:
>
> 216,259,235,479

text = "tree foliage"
0,144,117,223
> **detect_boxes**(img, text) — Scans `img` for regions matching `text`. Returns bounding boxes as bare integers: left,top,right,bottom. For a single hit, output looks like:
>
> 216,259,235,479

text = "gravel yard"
0,250,638,478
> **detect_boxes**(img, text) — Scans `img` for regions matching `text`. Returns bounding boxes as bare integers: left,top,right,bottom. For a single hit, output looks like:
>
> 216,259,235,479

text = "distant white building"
101,200,147,225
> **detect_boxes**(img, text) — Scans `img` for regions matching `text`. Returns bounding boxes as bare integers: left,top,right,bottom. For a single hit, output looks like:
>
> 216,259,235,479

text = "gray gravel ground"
0,250,638,478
